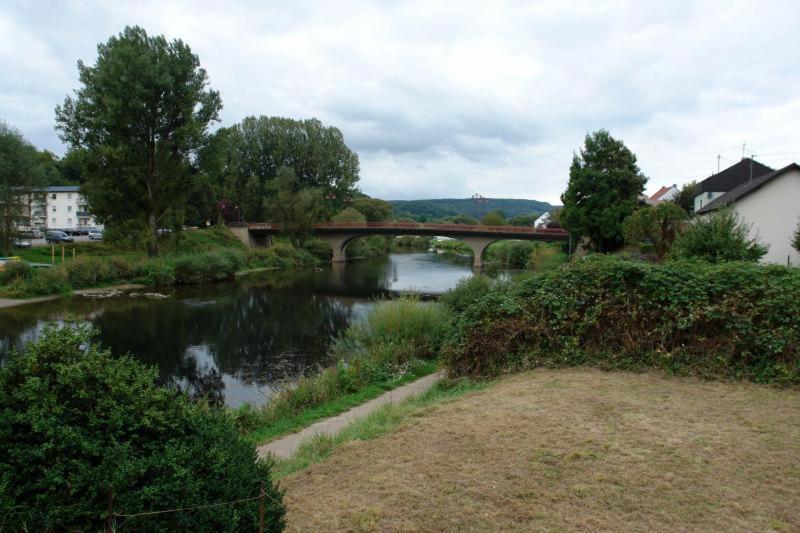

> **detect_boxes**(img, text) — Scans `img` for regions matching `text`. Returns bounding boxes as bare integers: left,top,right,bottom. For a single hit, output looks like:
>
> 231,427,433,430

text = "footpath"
257,371,445,460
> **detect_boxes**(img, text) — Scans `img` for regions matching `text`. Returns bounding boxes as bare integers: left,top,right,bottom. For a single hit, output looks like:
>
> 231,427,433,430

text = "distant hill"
388,198,557,221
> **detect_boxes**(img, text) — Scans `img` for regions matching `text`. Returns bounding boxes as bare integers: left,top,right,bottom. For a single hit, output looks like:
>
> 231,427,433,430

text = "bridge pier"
324,235,350,263
459,236,494,268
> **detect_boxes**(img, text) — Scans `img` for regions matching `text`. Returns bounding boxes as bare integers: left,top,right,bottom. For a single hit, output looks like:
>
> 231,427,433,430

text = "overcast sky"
2,1,799,203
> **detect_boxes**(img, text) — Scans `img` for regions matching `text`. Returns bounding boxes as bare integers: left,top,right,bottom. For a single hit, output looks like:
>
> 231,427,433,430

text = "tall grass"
237,298,453,442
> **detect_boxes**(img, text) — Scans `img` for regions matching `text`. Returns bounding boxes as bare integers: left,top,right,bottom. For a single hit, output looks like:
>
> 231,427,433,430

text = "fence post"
61,245,65,263
258,481,265,533
73,247,76,260
105,487,114,533
51,245,55,264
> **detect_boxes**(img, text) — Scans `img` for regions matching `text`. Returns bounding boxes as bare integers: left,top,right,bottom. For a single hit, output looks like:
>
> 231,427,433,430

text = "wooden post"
51,245,55,264
258,481,265,533
72,247,76,260
105,487,114,533
61,245,65,263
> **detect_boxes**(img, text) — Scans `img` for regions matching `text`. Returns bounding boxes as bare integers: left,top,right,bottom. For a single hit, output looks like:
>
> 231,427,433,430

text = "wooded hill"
389,198,557,221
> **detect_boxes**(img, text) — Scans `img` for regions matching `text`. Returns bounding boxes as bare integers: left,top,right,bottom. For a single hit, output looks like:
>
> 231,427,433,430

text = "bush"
486,241,536,268
670,209,768,262
0,324,285,531
27,267,71,296
0,261,31,284
172,251,245,284
443,255,800,384
440,275,494,314
64,257,119,288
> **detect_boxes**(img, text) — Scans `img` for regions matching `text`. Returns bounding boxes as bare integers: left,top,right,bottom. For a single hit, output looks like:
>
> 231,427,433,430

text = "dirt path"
0,284,147,309
280,368,800,531
258,372,444,460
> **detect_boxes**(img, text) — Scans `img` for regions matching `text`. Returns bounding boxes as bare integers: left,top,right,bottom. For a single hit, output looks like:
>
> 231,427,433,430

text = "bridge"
230,222,569,268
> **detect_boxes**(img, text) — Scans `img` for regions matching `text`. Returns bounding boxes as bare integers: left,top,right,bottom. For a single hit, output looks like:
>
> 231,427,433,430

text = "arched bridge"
231,222,569,268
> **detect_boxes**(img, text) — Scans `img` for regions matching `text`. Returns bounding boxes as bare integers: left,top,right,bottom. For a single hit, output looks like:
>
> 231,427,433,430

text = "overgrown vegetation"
0,228,318,298
0,324,285,531
442,255,800,384
669,209,768,262
237,298,451,442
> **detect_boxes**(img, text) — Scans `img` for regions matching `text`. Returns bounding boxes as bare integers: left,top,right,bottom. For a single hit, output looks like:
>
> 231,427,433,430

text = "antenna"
749,154,755,184
717,154,721,173
742,142,746,159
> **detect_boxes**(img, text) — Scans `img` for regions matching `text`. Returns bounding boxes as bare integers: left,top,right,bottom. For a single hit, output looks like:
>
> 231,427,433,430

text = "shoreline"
0,283,148,310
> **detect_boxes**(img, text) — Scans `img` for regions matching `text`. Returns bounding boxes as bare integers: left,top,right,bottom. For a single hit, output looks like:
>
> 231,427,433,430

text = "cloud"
1,0,799,203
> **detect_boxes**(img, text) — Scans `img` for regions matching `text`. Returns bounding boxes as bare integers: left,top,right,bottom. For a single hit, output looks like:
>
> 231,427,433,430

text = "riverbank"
278,368,800,531
0,283,148,309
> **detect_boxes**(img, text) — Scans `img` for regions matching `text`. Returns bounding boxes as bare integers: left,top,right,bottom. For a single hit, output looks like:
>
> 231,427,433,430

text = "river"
0,252,509,407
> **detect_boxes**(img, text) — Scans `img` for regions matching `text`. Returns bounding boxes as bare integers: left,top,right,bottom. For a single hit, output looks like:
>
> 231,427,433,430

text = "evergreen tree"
560,130,647,252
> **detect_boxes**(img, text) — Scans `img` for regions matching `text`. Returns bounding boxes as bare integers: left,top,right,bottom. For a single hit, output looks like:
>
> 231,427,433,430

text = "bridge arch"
326,233,501,268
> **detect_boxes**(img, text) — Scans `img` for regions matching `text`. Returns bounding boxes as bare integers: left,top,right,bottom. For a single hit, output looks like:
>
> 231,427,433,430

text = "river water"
0,252,505,407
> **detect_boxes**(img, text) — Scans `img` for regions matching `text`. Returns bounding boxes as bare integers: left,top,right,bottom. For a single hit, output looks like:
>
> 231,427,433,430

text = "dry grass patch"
279,368,800,532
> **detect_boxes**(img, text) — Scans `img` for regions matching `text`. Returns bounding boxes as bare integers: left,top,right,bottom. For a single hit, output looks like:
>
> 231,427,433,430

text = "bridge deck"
245,222,568,240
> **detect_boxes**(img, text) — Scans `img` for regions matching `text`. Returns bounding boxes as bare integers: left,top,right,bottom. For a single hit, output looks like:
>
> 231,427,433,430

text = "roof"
649,185,678,203
697,158,773,193
696,163,800,214
29,185,81,193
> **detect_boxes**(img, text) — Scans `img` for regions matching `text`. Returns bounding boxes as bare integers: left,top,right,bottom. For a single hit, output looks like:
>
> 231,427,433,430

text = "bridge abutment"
230,225,272,248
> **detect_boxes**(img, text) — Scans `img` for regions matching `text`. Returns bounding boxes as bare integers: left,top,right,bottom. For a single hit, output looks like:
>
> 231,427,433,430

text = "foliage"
447,214,479,225
623,202,688,261
393,235,432,249
674,181,698,214
211,116,360,221
0,324,285,531
0,122,44,253
0,261,31,284
669,209,768,263
507,213,540,227
55,26,222,257
332,207,367,223
351,197,392,222
792,218,800,254
481,210,506,226
443,255,800,384
439,275,495,314
560,130,647,252
390,198,554,222
267,166,326,247
485,240,536,268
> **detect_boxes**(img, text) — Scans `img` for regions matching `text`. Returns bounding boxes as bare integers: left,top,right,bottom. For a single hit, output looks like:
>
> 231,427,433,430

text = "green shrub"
64,257,119,288
133,258,176,285
0,261,31,284
440,275,495,314
670,209,768,262
27,267,70,296
0,324,285,531
443,255,800,384
486,241,536,268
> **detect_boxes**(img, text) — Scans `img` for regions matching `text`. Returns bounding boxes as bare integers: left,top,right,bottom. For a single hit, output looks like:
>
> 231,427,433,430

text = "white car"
88,230,103,240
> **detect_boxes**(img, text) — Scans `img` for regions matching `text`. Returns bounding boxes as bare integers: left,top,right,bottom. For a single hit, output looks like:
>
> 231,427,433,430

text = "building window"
51,218,56,225
50,193,56,200
707,192,712,199
52,206,56,212
68,193,72,200
67,205,72,212
67,218,72,226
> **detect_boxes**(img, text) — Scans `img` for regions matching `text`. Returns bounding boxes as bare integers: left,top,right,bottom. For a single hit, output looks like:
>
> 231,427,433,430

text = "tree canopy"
560,130,647,252
266,166,325,247
0,121,43,252
623,202,688,261
210,116,360,222
792,218,800,254
481,210,506,226
55,25,222,256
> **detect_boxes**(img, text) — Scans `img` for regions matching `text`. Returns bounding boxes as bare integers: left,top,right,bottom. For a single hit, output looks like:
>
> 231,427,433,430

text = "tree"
448,214,479,225
669,209,768,263
267,166,325,247
481,210,506,226
560,130,647,252
623,202,688,261
332,206,367,223
213,117,360,221
507,213,540,227
55,26,222,256
0,324,285,531
351,197,392,222
792,218,800,254
0,122,42,253
674,181,697,214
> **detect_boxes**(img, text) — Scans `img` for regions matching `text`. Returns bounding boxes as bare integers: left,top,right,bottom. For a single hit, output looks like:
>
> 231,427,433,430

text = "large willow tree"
56,26,222,256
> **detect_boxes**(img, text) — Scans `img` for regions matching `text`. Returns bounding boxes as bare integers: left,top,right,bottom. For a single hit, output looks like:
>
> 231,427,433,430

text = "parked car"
45,231,74,244
18,229,43,239
13,239,32,248
88,229,103,240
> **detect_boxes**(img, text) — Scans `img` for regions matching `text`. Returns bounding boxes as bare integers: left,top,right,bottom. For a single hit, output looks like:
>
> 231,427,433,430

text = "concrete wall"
732,168,800,265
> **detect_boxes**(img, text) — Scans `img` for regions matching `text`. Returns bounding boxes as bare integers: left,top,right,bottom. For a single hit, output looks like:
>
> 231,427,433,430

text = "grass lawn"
278,368,800,531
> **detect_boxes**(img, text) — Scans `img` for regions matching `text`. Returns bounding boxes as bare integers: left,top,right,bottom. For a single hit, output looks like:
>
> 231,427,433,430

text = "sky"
2,1,799,204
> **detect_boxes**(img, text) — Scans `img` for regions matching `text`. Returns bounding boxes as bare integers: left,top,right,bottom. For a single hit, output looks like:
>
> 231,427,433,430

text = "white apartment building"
18,186,98,230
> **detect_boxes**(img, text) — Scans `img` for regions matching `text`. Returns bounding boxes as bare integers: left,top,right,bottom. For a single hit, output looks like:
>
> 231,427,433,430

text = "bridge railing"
243,221,568,236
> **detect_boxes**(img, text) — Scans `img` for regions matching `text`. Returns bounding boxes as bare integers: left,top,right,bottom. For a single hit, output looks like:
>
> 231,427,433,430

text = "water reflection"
0,252,493,407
